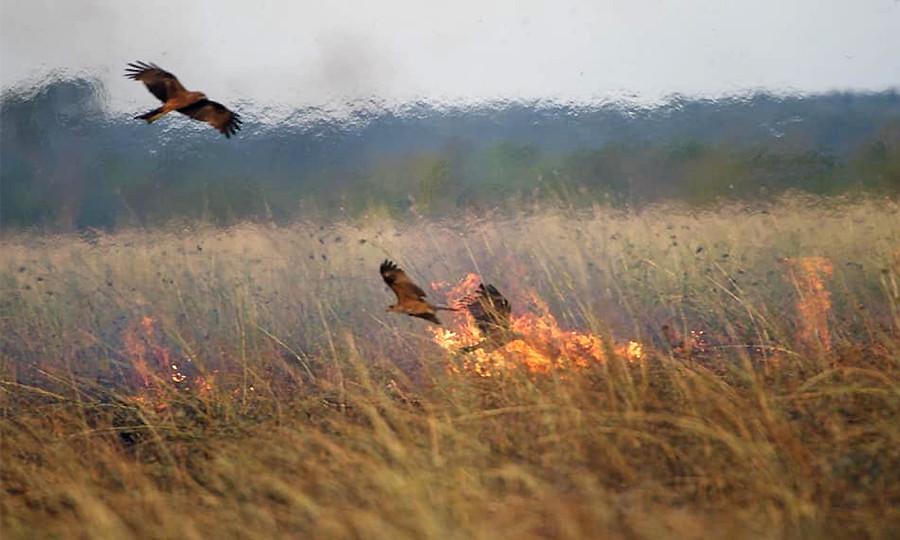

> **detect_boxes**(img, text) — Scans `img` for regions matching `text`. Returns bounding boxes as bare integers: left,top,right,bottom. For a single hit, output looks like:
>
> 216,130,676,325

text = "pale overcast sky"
1,0,898,112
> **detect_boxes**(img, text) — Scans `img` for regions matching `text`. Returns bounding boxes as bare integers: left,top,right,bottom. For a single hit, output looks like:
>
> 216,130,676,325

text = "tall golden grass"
2,194,899,539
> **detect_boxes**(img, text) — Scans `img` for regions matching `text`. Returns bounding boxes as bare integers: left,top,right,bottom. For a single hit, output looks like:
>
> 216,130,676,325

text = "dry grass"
2,194,900,539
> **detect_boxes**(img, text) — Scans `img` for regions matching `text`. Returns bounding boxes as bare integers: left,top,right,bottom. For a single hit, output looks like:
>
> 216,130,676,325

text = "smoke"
310,32,396,102
3,0,898,113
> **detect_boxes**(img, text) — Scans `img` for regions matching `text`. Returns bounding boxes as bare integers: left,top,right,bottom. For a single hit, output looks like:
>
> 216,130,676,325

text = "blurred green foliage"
2,79,898,231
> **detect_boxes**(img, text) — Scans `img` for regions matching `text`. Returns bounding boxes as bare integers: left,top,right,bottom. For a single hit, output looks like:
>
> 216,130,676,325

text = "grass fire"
2,195,899,539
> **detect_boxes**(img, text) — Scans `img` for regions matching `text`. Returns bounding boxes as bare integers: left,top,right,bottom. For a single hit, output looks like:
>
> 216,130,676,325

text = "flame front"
786,256,834,351
122,315,215,408
431,278,642,377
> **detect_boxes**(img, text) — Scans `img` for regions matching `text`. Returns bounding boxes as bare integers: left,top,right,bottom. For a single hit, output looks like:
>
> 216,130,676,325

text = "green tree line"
2,78,898,230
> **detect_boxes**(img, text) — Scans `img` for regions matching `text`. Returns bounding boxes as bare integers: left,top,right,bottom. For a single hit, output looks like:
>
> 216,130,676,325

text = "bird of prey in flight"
459,283,519,352
125,61,242,138
380,260,455,325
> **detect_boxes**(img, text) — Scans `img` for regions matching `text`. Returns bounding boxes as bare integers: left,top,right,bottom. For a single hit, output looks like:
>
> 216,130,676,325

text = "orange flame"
122,316,214,407
123,316,172,391
786,256,833,350
431,277,642,377
431,272,483,308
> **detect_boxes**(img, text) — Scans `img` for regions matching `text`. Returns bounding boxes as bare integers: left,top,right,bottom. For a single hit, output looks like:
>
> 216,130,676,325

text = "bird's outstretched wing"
380,260,428,303
463,283,511,335
125,61,186,103
177,100,242,138
458,283,516,352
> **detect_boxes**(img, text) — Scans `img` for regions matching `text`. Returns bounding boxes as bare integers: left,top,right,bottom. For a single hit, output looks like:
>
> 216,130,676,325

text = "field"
2,194,899,539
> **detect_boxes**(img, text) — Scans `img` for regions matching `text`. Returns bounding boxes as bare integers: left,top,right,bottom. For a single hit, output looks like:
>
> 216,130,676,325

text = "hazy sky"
1,0,898,112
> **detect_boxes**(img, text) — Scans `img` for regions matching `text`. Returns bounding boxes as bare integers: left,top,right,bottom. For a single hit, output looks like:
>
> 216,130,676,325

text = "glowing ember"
431,278,642,377
622,340,644,361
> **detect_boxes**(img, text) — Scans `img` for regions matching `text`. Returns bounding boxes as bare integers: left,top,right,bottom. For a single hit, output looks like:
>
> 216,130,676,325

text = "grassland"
2,194,899,539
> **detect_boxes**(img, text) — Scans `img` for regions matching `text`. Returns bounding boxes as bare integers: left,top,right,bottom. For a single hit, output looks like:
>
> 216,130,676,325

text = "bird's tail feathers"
421,313,443,325
434,305,460,311
136,107,168,123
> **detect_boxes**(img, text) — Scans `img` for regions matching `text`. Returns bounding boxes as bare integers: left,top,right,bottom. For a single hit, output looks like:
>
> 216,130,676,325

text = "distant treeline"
2,77,899,230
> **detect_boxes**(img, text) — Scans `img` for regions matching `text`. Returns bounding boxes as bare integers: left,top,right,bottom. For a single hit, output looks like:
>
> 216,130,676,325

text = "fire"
430,277,642,377
624,340,644,360
785,256,833,351
121,315,214,406
123,316,173,391
432,272,484,314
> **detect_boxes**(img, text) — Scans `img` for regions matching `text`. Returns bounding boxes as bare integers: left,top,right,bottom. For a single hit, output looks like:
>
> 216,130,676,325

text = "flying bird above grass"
125,61,242,138
459,283,519,352
380,260,454,325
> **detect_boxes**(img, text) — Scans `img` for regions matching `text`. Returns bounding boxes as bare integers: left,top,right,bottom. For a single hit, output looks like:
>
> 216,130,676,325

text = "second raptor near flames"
378,260,521,350
459,283,521,352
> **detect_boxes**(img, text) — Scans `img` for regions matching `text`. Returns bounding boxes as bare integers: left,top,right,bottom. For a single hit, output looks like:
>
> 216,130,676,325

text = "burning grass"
431,280,642,377
2,195,900,539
